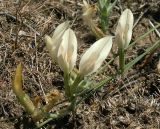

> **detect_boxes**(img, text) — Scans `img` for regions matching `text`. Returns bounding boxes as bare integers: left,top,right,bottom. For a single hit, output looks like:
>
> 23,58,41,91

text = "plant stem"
64,73,70,97
76,76,113,106
70,75,83,97
118,47,125,74
100,14,109,32
70,98,77,119
35,107,71,129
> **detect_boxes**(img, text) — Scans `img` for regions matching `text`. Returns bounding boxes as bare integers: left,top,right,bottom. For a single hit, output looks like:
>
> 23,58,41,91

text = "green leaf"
124,40,160,73
128,23,160,49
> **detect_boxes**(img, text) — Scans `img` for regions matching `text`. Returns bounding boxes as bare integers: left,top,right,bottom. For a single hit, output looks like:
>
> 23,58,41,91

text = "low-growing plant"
82,0,105,38
82,0,117,37
98,0,117,32
13,7,160,128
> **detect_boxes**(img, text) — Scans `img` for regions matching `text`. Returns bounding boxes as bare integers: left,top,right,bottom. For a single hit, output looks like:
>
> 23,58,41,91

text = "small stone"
18,30,27,36
135,127,142,129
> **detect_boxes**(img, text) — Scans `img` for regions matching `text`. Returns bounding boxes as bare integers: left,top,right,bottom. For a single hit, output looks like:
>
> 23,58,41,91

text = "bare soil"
0,0,160,129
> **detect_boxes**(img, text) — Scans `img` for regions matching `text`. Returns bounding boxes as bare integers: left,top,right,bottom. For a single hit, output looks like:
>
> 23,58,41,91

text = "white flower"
79,36,112,76
115,9,134,49
45,22,113,75
44,21,69,62
57,29,77,73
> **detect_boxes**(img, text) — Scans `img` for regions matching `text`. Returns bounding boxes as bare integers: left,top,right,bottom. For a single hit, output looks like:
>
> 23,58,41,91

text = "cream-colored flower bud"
57,29,77,73
44,21,69,62
79,36,112,76
115,9,134,49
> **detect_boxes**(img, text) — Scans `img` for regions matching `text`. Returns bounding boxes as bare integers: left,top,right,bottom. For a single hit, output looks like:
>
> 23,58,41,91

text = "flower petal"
52,21,70,39
57,29,77,73
44,34,62,62
44,21,70,62
45,35,56,60
79,36,112,76
115,9,134,49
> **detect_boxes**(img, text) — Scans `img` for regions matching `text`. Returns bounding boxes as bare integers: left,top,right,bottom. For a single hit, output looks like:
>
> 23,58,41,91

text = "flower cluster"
45,8,134,76
45,22,113,77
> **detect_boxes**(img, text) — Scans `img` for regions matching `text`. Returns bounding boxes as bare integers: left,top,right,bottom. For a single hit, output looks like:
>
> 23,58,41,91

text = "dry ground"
0,0,160,129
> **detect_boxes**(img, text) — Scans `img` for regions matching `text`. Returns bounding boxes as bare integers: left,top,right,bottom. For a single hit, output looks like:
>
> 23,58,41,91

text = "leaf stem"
35,107,71,129
118,47,125,74
64,73,70,97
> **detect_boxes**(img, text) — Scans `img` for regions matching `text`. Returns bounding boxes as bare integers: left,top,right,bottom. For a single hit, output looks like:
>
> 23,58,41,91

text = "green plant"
82,0,117,37
82,0,105,38
98,0,117,32
12,8,160,128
